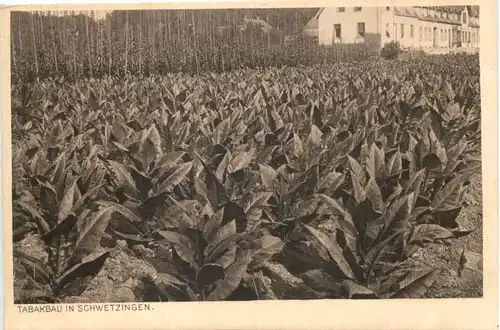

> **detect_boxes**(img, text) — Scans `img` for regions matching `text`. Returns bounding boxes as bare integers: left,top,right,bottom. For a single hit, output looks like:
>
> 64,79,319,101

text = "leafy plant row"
12,53,481,303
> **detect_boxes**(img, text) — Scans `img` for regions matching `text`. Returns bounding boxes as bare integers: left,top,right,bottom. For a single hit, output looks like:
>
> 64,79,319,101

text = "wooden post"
85,11,92,77
72,11,77,76
191,11,199,74
125,11,129,75
107,12,111,76
30,12,39,78
139,10,142,74
50,12,59,75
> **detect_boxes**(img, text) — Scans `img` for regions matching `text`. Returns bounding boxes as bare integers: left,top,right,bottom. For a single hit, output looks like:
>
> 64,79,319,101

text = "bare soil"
411,172,483,298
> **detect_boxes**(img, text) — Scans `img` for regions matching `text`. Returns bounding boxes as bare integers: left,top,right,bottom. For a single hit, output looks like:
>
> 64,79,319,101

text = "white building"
304,6,479,50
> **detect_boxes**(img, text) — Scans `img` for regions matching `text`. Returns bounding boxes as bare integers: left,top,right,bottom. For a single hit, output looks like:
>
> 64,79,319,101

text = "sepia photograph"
2,1,497,329
9,5,484,305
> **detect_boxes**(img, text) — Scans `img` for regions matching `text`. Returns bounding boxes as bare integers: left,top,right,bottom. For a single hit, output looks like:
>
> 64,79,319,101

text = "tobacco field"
12,53,482,303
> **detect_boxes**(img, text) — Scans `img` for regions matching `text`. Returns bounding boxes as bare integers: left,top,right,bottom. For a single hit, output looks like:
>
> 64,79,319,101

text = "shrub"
399,47,427,61
380,41,401,59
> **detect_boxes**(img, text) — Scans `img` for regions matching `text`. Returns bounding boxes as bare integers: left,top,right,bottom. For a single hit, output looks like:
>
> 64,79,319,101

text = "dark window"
386,6,390,11
463,12,467,23
354,7,362,12
410,25,414,38
357,22,365,37
334,24,341,38
401,24,404,38
337,7,345,13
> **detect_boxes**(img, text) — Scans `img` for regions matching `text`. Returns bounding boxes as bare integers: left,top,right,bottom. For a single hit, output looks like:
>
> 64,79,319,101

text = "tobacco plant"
150,203,284,301
14,148,111,303
12,54,481,301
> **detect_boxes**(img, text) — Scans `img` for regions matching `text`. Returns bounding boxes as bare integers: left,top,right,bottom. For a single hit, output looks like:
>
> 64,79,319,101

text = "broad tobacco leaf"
157,161,193,194
247,235,285,270
365,143,385,179
389,268,438,298
409,224,454,244
303,224,355,279
364,178,384,214
204,219,236,260
431,174,470,211
204,165,230,209
300,269,341,296
244,192,273,228
42,214,79,246
157,230,198,270
203,208,225,243
341,279,378,299
55,250,111,295
107,160,140,199
258,163,277,190
57,178,80,223
72,207,112,262
196,263,225,287
37,179,58,218
348,155,366,186
227,148,254,174
19,254,52,286
97,201,143,224
207,255,249,301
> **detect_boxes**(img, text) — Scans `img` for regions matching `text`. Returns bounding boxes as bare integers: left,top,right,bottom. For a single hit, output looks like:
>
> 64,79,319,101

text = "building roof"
430,5,479,16
304,8,323,30
394,7,418,18
305,6,478,30
442,6,467,12
468,5,480,17
407,7,462,25
313,8,325,19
